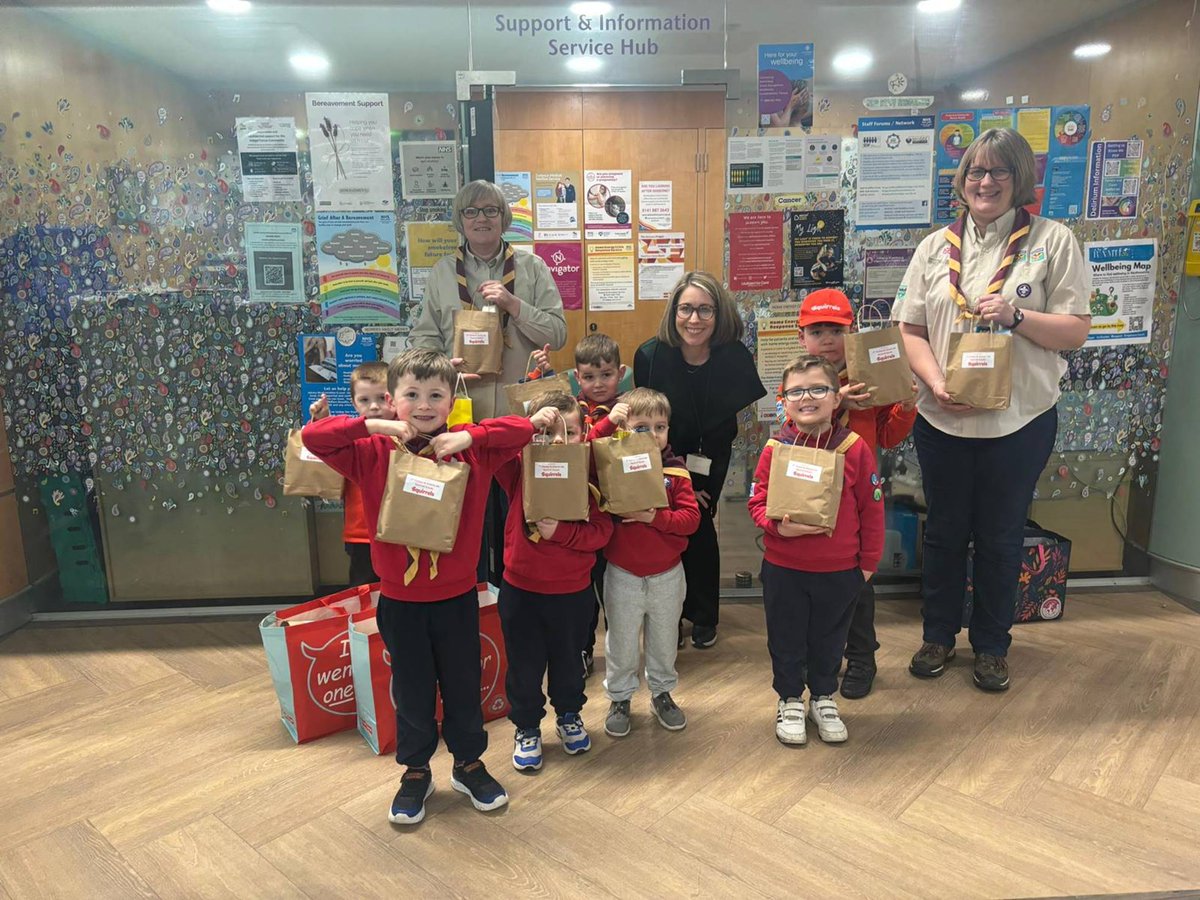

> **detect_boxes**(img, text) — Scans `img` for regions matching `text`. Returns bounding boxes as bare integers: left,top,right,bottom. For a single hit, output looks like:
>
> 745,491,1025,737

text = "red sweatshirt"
748,422,884,573
342,480,370,543
301,414,534,602
838,369,917,452
494,456,613,594
603,449,701,577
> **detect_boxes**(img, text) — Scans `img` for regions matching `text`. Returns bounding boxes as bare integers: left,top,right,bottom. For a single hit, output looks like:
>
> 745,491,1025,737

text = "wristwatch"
1010,307,1025,330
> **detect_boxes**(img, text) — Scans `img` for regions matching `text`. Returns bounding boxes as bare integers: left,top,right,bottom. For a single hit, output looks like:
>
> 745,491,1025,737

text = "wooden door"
581,128,700,367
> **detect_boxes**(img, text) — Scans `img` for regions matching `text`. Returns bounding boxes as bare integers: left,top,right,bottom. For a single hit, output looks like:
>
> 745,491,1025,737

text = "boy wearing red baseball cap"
797,288,917,699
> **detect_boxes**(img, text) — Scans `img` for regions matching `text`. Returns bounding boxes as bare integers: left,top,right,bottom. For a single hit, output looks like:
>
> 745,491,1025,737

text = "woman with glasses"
633,272,766,650
411,180,567,418
895,128,1090,691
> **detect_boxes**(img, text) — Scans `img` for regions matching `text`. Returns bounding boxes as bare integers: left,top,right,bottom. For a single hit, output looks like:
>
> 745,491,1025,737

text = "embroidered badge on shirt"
870,473,880,486
873,488,883,502
1016,283,1032,298
1030,247,1047,263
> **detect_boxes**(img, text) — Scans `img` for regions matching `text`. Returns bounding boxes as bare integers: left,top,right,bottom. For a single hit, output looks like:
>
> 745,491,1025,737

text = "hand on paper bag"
621,508,658,525
529,406,560,432
607,402,630,428
366,419,418,443
449,358,482,383
429,430,473,460
531,344,553,374
975,294,1017,328
480,280,521,316
839,381,874,410
535,518,559,540
777,514,825,538
308,394,330,421
930,377,973,414
902,380,919,411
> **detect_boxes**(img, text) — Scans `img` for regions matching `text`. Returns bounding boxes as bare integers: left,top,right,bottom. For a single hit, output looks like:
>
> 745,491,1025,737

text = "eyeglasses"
462,206,503,219
676,303,716,321
964,166,1013,182
781,386,833,401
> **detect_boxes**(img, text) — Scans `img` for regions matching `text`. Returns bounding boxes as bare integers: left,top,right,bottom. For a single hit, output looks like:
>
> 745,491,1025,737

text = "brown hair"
655,271,745,347
622,386,672,420
387,348,457,394
574,333,621,368
452,180,513,239
952,127,1038,208
780,354,840,394
350,360,389,390
528,390,582,421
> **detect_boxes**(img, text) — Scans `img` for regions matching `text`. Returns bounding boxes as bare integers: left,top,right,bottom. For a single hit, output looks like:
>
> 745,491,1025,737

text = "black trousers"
760,560,863,698
681,502,720,629
498,579,594,730
843,580,879,665
913,409,1056,656
376,590,485,768
345,542,378,587
583,555,607,658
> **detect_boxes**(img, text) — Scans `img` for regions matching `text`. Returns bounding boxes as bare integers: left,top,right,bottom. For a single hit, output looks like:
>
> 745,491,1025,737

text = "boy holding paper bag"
302,348,558,825
798,288,917,699
494,391,613,772
599,387,700,738
748,356,884,746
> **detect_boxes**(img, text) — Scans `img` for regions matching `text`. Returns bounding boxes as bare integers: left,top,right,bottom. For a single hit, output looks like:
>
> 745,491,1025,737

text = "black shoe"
909,642,956,678
451,759,508,811
388,766,434,825
840,659,877,700
691,625,717,649
973,653,1010,692
678,621,685,649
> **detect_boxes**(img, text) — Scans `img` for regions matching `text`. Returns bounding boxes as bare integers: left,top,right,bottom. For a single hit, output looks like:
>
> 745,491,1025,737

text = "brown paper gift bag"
453,307,503,376
282,429,344,500
765,432,859,536
505,354,575,415
844,324,915,408
375,444,469,552
944,329,1013,410
522,437,591,522
592,431,668,516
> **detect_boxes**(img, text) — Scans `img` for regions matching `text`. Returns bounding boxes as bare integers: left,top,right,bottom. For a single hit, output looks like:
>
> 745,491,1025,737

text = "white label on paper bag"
403,475,445,501
463,331,490,346
962,351,995,369
785,460,824,482
534,462,569,479
622,453,652,474
868,343,901,364
299,446,323,463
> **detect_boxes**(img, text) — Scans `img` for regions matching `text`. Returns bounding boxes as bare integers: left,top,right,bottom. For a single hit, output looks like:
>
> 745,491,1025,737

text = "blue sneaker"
512,728,543,771
555,712,592,755
388,766,433,825
451,759,509,811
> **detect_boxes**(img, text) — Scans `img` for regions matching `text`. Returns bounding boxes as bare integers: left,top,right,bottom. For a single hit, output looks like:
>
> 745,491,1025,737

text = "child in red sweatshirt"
600,387,701,738
748,355,884,747
301,348,556,826
798,288,917,699
494,390,614,773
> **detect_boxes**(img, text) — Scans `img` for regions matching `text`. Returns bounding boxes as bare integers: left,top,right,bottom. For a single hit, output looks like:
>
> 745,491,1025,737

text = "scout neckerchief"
456,242,516,346
945,207,1031,322
580,399,613,431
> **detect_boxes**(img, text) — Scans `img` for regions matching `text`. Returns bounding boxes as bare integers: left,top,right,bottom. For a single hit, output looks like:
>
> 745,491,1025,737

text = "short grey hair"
953,128,1038,209
451,180,513,238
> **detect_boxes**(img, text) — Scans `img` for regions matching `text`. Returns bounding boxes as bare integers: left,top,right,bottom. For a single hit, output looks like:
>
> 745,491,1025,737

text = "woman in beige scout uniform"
895,128,1090,692
411,180,567,418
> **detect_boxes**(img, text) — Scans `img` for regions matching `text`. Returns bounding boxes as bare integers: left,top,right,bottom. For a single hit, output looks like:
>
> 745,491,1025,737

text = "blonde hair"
780,354,839,393
387,348,456,394
622,386,671,420
952,127,1038,208
529,390,582,421
656,271,745,347
350,360,388,390
452,180,513,239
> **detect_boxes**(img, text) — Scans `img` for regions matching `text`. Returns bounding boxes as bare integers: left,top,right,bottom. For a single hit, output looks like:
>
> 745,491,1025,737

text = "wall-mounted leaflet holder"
1185,199,1200,277
681,68,741,100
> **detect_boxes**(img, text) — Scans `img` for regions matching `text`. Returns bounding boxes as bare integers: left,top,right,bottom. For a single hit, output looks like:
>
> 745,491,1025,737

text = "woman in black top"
634,271,766,648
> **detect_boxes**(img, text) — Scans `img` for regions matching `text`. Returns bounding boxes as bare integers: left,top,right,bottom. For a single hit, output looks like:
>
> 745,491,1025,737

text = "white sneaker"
775,697,807,745
808,695,848,743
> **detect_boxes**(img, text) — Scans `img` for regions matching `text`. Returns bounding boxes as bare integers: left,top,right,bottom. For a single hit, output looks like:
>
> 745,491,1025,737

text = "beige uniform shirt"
894,209,1089,438
409,243,567,419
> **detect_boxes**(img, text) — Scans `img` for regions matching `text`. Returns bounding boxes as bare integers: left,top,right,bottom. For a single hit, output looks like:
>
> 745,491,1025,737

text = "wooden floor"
2,590,1199,899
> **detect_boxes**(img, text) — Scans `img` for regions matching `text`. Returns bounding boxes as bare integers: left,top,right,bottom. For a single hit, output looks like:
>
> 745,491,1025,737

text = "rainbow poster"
315,212,402,325
497,171,534,242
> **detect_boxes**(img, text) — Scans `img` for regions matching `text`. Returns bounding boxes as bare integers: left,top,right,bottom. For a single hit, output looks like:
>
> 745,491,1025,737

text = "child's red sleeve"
300,415,374,484
544,491,615,552
875,402,918,449
852,443,885,571
465,415,536,474
651,474,701,536
747,444,781,537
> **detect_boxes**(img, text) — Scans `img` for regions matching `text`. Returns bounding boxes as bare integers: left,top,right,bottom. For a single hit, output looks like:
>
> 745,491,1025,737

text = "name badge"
686,454,712,476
